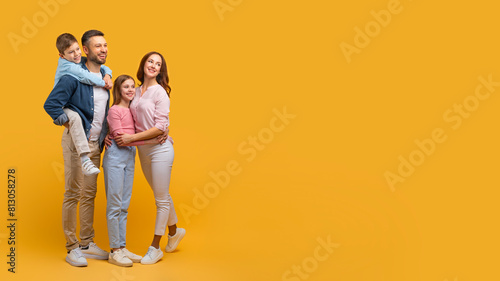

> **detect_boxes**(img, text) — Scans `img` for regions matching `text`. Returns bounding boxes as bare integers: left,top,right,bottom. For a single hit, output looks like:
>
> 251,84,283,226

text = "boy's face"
60,42,82,63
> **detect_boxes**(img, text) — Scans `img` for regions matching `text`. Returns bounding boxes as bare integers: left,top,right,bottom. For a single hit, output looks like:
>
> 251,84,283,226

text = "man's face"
61,42,82,64
83,36,107,65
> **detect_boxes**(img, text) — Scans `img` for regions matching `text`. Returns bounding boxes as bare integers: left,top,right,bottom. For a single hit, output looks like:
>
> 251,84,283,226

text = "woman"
115,51,185,265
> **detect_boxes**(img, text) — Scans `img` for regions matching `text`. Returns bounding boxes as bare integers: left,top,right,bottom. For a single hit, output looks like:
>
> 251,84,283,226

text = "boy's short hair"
56,33,78,54
81,30,104,48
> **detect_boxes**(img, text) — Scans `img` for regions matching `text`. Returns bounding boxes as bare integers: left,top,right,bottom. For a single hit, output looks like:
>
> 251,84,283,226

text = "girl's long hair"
112,75,135,105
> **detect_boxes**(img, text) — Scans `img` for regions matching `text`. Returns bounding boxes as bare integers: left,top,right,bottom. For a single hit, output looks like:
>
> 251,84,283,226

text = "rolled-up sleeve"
153,90,170,132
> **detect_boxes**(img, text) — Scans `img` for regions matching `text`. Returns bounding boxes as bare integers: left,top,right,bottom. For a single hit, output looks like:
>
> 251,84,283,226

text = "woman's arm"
114,127,163,146
120,136,159,146
120,128,172,146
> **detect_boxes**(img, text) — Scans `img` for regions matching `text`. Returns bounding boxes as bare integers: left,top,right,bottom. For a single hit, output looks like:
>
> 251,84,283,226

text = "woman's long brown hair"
136,51,171,97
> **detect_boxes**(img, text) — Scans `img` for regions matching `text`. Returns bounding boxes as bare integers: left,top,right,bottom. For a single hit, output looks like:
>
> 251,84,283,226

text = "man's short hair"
81,30,104,47
56,33,78,54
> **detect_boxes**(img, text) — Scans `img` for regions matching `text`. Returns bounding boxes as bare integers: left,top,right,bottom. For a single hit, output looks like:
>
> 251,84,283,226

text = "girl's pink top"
130,84,170,133
107,105,145,146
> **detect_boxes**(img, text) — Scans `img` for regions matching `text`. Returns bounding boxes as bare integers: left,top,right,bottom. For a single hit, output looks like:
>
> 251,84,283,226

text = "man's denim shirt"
44,63,110,152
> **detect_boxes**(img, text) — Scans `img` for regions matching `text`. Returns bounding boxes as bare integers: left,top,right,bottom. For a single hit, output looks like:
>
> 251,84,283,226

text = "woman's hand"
104,134,112,149
115,132,134,146
156,128,170,144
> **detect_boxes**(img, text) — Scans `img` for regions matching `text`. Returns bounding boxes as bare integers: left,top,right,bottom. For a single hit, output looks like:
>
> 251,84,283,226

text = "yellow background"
1,0,499,280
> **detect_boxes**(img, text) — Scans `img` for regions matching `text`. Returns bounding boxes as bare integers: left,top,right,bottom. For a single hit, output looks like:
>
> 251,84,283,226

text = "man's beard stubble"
88,52,106,65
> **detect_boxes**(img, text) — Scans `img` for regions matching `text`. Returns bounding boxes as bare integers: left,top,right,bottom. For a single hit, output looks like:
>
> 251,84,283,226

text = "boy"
53,33,113,175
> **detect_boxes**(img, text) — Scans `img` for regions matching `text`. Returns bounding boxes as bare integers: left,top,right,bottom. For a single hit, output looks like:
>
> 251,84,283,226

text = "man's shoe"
80,242,108,260
66,248,88,267
82,159,100,176
122,248,142,263
140,246,163,265
165,228,186,253
108,249,133,267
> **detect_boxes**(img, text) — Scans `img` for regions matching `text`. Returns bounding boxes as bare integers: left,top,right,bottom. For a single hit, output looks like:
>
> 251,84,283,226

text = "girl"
103,75,162,267
115,52,185,265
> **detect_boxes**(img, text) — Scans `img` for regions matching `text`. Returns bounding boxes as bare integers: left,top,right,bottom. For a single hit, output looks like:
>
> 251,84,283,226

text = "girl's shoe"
109,249,133,267
122,248,142,263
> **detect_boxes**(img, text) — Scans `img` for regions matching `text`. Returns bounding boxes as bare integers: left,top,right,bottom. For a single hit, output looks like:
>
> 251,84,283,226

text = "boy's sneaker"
108,249,133,267
165,228,186,253
66,248,88,267
82,159,100,176
80,242,108,260
140,246,163,265
122,248,142,263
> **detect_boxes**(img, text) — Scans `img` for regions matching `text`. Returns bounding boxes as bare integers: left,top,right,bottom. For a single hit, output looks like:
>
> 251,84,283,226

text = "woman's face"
120,79,135,102
143,54,162,79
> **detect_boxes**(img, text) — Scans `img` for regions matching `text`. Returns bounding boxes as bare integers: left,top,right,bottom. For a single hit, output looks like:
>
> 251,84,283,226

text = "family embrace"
43,30,185,267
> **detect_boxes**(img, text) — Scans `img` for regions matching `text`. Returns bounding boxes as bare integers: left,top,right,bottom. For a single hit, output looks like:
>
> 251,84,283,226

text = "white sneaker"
80,242,108,260
121,248,142,263
108,249,133,267
66,248,88,267
82,159,100,175
165,228,186,253
140,246,163,265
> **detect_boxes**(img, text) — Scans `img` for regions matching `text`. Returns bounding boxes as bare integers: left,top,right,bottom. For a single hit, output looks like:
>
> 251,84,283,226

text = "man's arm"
43,76,78,126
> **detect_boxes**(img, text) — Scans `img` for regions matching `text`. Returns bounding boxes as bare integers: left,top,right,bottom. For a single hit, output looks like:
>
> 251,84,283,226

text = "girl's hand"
115,132,134,145
104,134,112,149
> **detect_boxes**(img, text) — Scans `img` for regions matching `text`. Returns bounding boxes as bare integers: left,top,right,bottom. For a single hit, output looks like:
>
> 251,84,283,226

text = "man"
44,30,111,267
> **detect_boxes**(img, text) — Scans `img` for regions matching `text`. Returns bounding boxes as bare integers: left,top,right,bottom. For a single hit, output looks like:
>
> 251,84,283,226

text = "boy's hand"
63,122,70,129
103,74,112,90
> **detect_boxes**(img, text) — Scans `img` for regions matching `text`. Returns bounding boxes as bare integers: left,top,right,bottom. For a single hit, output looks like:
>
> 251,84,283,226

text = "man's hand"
63,121,70,129
103,74,112,90
115,132,134,146
104,134,112,149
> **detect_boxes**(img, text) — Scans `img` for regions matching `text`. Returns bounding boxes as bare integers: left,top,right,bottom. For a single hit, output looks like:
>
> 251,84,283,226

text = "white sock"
81,154,90,164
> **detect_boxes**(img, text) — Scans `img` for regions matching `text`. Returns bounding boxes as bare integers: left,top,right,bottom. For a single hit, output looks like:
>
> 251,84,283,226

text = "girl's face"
120,79,135,102
143,54,162,79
